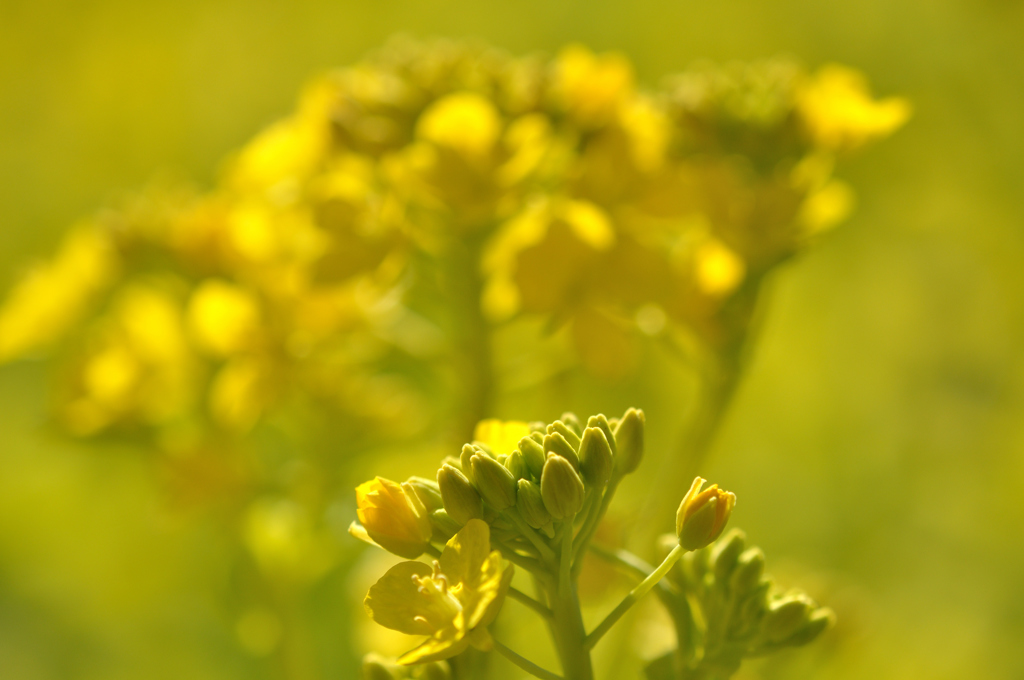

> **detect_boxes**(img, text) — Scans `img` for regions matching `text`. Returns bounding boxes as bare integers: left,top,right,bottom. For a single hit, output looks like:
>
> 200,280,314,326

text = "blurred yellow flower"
797,64,911,152
187,279,261,357
363,519,513,664
473,419,531,457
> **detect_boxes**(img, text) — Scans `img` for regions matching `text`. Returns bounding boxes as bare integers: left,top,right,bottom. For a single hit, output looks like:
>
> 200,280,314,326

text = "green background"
2,1,1023,678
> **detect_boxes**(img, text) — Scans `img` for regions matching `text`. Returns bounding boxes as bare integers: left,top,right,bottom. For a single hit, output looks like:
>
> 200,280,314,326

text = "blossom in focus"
676,476,736,550
364,519,513,664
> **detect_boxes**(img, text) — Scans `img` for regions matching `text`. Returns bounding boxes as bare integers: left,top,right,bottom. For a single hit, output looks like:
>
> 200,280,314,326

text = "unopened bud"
711,529,747,584
519,436,546,478
437,464,483,526
548,420,582,450
762,592,816,644
404,476,444,511
587,414,617,457
676,476,736,551
471,453,518,511
528,421,547,434
786,607,835,646
516,479,552,529
613,408,644,475
420,661,452,680
544,432,580,471
729,548,765,596
559,412,583,436
505,449,528,480
460,444,477,482
540,454,585,520
428,509,461,543
579,426,614,488
362,654,398,680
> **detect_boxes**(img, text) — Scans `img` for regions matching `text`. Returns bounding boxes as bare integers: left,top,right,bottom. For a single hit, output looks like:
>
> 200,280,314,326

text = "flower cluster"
646,528,835,679
0,40,909,443
354,410,747,679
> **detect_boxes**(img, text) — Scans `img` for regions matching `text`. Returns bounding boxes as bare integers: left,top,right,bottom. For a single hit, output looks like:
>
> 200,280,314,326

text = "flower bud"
471,453,518,511
518,436,546,478
540,454,585,520
528,421,547,434
729,547,765,596
428,509,461,542
404,476,444,511
505,449,528,480
785,607,835,646
578,426,614,488
460,444,477,482
559,412,583,436
548,420,582,450
613,408,644,475
587,414,617,457
544,431,580,472
420,661,452,680
437,464,483,526
676,476,736,551
762,592,815,644
711,528,746,584
362,654,398,680
516,479,552,529
355,476,434,559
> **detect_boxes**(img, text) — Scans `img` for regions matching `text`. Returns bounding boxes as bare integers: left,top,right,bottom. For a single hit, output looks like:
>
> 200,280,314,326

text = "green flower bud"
440,455,462,470
420,661,452,680
362,653,398,680
437,464,483,526
548,420,582,450
528,421,547,434
428,508,461,542
541,454,585,520
505,449,528,480
733,580,772,637
472,441,494,457
404,476,444,511
762,592,816,644
578,426,614,488
460,444,477,482
613,408,645,475
544,431,580,472
587,414,617,457
676,476,736,551
711,529,747,584
471,453,518,511
518,436,547,478
516,479,552,529
785,607,835,646
559,412,583,436
729,547,765,596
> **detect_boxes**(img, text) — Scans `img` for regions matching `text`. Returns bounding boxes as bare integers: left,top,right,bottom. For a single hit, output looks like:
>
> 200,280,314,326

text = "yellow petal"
364,561,437,636
439,519,491,589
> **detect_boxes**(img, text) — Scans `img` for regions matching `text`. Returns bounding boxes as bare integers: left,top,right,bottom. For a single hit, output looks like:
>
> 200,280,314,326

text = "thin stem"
507,586,553,620
495,545,548,581
588,543,680,597
570,477,620,578
492,640,563,680
506,510,557,563
558,521,573,596
585,544,685,650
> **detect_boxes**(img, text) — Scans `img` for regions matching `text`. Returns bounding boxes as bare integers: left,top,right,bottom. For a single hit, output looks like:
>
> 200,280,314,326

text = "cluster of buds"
362,654,450,680
648,528,835,677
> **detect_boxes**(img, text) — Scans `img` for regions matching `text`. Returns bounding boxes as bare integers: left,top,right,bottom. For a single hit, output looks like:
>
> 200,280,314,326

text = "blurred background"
1,1,1023,679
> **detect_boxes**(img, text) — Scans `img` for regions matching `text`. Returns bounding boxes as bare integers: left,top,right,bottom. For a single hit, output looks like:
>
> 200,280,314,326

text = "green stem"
559,522,573,596
507,586,553,620
493,640,563,680
506,510,557,563
570,477,620,578
588,543,680,597
585,544,685,650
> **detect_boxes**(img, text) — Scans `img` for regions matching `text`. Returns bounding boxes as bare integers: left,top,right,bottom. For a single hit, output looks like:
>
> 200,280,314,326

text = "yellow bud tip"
676,476,736,551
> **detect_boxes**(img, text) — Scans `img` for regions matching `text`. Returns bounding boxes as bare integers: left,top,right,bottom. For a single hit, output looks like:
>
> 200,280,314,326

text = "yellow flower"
797,64,910,152
676,476,736,551
472,419,531,457
364,519,513,665
356,477,434,559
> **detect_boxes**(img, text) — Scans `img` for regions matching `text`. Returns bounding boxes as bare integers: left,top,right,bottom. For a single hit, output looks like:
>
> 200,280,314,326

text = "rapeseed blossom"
364,519,513,664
